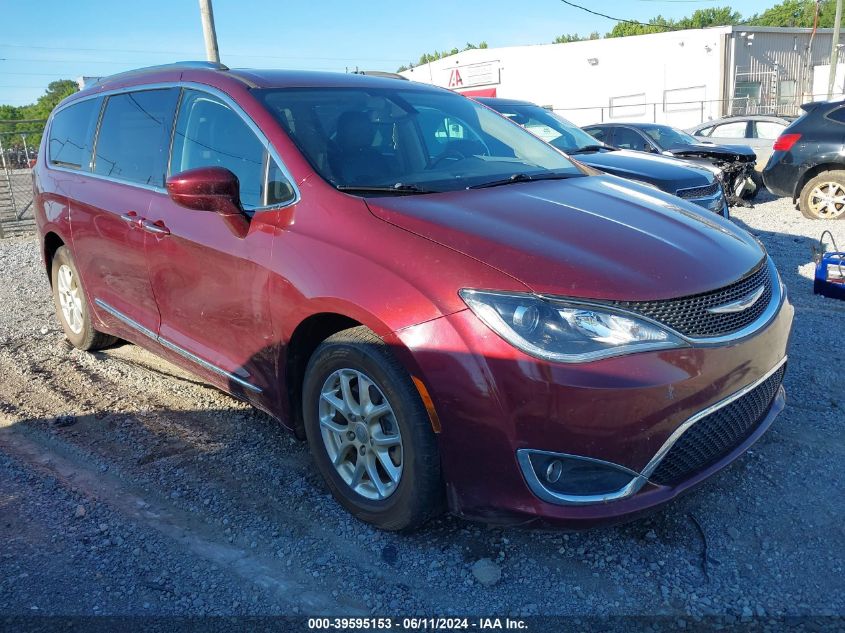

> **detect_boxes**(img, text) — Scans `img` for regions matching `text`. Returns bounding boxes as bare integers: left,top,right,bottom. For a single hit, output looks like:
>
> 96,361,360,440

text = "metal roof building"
400,26,845,127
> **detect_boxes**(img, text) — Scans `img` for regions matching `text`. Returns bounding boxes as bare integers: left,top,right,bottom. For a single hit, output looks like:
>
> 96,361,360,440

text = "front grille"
611,259,773,338
676,181,721,199
649,364,785,486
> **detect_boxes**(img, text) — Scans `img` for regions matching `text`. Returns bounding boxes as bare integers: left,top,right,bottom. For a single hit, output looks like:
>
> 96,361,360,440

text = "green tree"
748,0,837,27
553,31,600,43
606,6,740,37
398,42,489,72
0,79,78,151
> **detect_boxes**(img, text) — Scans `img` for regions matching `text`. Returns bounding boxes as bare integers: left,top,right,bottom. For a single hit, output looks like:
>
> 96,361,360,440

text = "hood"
576,149,714,194
666,142,756,163
365,175,764,301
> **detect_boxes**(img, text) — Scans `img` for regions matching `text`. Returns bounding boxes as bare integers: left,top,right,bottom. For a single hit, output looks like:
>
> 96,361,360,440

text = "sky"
1,0,776,107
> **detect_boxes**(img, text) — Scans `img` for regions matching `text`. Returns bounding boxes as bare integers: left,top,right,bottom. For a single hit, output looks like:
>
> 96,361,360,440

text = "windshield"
256,87,583,193
483,103,603,153
641,125,698,149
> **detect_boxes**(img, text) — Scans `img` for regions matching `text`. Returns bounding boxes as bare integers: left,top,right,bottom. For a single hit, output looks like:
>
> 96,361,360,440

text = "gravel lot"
0,192,843,620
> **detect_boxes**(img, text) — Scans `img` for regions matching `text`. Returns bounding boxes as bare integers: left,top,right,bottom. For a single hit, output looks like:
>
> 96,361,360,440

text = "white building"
400,26,845,127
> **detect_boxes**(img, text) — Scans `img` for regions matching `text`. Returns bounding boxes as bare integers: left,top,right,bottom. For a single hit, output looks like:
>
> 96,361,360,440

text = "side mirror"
166,167,242,216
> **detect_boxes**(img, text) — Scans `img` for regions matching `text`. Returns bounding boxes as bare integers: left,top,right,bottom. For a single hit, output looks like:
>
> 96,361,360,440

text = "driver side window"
613,127,650,152
170,89,295,208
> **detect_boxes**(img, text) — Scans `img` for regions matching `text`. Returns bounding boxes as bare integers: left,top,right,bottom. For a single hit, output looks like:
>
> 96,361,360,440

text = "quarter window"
48,98,102,170
827,107,845,124
170,90,276,208
94,89,179,186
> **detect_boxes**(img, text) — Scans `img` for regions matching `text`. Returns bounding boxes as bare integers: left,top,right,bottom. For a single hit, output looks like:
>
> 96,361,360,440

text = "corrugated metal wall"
727,28,845,115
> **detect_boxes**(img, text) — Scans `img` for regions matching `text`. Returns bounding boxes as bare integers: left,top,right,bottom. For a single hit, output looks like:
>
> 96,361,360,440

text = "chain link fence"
0,119,45,238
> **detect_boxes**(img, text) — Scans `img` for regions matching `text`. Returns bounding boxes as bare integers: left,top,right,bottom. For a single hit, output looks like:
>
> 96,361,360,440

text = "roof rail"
95,61,229,85
351,70,409,81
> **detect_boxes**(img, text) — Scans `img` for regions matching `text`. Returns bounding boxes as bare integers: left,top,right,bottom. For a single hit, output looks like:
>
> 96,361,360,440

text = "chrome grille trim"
517,357,787,506
609,258,778,340
676,181,721,199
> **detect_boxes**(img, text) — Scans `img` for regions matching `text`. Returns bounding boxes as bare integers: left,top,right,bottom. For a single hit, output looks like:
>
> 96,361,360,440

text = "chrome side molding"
518,355,787,506
94,298,262,393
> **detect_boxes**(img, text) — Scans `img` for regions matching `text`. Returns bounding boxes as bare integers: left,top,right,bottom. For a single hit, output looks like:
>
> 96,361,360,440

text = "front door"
144,88,296,405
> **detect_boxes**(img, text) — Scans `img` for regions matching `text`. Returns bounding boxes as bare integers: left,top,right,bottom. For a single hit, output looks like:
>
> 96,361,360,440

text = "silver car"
687,115,794,171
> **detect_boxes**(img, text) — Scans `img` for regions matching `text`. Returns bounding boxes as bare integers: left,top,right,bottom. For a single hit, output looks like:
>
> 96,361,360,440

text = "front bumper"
394,287,793,527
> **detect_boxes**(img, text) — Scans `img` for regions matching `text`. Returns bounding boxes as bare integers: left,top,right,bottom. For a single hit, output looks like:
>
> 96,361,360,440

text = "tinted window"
712,121,748,138
613,127,651,152
827,107,845,124
94,89,179,186
170,90,267,208
48,98,101,170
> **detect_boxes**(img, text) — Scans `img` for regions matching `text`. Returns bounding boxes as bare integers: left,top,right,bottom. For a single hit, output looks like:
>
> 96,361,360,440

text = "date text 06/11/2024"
306,617,529,630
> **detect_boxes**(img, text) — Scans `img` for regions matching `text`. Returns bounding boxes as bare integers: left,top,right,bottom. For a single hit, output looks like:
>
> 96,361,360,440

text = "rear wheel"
302,326,443,531
799,171,845,219
51,246,116,350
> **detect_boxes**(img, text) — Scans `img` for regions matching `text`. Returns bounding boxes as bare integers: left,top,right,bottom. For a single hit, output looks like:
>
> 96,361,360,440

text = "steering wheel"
429,148,468,169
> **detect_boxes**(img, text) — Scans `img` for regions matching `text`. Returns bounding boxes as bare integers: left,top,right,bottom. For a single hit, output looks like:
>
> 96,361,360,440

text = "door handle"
120,212,140,227
140,219,171,236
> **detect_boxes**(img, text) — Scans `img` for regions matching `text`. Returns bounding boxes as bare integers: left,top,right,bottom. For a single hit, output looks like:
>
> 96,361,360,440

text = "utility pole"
198,0,220,64
828,0,843,99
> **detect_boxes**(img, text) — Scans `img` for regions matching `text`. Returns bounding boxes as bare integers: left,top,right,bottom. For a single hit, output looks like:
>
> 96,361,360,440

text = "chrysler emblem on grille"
706,285,766,314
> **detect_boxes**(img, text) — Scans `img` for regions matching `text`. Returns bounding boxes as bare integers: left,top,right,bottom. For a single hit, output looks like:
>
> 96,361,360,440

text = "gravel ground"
0,192,843,620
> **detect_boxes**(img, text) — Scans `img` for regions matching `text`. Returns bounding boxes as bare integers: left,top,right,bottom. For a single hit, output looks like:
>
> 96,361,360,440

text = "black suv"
477,98,729,217
763,100,845,219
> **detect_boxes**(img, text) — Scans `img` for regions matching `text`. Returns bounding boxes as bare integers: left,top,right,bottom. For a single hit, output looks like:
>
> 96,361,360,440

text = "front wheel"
302,326,444,531
799,170,845,219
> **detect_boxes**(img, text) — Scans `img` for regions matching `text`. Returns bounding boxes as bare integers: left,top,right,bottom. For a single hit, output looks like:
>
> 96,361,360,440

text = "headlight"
459,289,686,363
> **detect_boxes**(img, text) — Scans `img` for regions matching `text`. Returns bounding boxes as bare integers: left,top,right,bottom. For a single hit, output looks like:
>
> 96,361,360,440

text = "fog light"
545,460,564,483
518,449,640,504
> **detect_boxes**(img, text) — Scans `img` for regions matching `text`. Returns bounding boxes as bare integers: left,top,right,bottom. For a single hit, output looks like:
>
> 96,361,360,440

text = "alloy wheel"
318,368,403,500
57,264,84,334
807,181,845,219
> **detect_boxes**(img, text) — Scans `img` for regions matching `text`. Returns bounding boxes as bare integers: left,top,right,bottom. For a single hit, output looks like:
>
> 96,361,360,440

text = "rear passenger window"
94,89,179,186
170,90,267,208
48,98,101,170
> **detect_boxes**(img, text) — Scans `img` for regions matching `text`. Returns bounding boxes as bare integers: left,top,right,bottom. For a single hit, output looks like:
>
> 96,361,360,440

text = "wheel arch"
793,162,845,201
282,308,430,440
42,231,66,286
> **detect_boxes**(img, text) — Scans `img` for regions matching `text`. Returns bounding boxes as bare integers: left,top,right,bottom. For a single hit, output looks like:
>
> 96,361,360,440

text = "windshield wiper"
336,183,437,195
467,171,578,190
568,145,615,155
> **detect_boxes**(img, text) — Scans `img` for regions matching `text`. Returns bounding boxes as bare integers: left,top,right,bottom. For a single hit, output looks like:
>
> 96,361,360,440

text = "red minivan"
34,62,793,530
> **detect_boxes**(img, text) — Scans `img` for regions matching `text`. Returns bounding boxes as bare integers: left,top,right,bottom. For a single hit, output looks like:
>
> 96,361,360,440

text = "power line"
560,0,759,30
560,0,678,29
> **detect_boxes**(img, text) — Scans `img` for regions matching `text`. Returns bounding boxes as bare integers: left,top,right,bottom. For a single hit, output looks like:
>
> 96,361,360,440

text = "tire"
51,246,116,351
741,171,763,201
302,326,444,531
799,170,845,219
